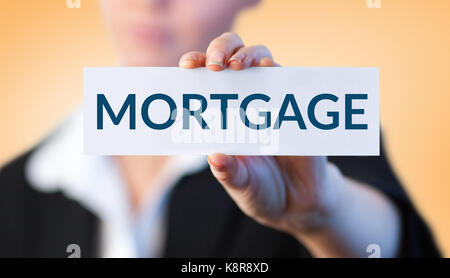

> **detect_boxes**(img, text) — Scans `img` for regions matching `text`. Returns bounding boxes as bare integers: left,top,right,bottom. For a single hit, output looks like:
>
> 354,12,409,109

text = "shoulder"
0,147,37,197
0,145,98,258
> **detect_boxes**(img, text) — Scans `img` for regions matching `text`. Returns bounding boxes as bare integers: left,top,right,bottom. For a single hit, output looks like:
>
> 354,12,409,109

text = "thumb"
207,153,249,190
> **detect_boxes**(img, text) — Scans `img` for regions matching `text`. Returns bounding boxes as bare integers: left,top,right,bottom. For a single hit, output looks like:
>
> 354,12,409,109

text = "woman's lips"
129,25,172,47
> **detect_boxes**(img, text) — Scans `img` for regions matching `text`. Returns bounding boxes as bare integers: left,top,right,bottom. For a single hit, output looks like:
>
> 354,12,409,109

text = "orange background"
1,0,449,256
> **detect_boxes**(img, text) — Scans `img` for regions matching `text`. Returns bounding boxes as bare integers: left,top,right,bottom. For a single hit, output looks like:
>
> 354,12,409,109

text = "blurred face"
101,0,259,66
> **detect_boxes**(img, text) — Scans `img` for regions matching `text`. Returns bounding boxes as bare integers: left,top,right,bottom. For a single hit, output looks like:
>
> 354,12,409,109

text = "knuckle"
212,37,229,47
207,37,228,52
207,32,244,54
182,51,196,57
219,32,243,45
253,45,272,56
220,31,238,39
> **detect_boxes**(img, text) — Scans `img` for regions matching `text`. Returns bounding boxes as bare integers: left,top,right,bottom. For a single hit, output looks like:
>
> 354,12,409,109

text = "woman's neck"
115,156,170,213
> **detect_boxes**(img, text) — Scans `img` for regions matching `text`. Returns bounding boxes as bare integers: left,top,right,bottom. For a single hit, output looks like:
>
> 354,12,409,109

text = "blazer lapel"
163,168,240,257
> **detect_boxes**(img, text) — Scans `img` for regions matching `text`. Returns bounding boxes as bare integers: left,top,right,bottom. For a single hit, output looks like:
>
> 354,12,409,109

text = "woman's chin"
120,54,179,67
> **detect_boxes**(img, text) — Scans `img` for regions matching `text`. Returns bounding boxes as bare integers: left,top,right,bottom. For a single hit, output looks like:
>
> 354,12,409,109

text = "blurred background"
0,0,449,256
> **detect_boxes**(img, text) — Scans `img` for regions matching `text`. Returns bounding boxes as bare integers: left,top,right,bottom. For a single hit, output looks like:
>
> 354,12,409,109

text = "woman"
0,0,440,257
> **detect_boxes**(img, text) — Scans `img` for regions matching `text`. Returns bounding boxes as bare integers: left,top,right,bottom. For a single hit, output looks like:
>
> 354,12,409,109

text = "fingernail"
208,154,230,171
228,57,242,63
179,55,197,67
207,51,225,67
179,59,195,68
228,53,245,64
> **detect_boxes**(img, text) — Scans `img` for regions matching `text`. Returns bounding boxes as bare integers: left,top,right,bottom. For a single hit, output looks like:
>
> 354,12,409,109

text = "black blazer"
0,141,441,258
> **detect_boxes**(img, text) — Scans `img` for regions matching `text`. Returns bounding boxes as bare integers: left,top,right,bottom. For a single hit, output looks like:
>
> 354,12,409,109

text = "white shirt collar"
25,109,208,257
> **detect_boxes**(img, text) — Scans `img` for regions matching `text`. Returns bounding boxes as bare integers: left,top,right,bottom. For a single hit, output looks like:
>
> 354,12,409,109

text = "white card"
84,67,379,156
